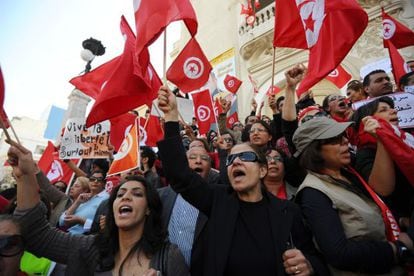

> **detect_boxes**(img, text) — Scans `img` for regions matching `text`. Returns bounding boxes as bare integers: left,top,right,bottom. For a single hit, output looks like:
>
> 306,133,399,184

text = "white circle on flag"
228,80,235,88
246,15,255,26
114,133,133,160
328,69,339,78
183,57,204,79
228,117,235,125
139,125,147,145
383,19,396,40
197,105,211,122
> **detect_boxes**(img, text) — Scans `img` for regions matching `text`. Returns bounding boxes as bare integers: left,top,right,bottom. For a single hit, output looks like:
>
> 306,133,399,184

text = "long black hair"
95,175,166,271
351,96,395,131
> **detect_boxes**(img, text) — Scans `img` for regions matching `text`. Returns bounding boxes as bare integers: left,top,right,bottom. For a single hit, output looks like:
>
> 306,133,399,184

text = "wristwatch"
394,240,412,264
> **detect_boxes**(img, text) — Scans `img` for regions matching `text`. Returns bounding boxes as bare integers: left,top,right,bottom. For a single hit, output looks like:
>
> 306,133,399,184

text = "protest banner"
60,118,111,159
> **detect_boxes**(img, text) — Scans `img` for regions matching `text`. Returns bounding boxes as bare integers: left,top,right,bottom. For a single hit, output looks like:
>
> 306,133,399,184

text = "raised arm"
362,117,396,196
282,64,306,122
157,86,215,216
8,140,95,265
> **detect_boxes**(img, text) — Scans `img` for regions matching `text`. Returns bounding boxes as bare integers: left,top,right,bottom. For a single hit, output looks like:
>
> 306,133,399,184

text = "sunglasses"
266,156,283,163
301,112,327,124
89,177,104,183
321,133,347,145
226,151,259,166
0,235,24,257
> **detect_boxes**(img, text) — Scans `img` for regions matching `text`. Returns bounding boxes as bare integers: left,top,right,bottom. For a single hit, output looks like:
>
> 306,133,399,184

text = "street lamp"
80,38,105,73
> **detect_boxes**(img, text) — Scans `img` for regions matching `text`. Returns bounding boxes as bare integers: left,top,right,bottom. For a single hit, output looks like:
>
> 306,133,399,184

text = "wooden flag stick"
271,47,276,91
8,119,21,144
163,29,168,83
0,118,12,142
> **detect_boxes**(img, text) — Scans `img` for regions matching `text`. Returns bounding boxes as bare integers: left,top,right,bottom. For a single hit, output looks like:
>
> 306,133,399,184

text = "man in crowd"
363,69,394,97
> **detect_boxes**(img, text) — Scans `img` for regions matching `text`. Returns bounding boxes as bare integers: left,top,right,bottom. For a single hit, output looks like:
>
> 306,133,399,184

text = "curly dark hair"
95,175,166,271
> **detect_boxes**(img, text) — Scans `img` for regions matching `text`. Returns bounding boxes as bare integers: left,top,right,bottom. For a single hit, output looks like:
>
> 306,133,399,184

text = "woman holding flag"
293,116,411,275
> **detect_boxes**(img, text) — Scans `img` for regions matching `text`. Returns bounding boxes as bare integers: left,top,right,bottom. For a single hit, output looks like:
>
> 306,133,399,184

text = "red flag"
134,0,198,71
240,3,251,16
0,109,10,129
213,98,223,117
382,9,414,49
0,67,4,111
274,0,368,97
107,121,140,176
224,74,242,94
0,67,9,129
69,56,120,99
226,112,239,129
167,38,212,93
266,85,281,96
109,113,137,152
325,65,352,88
248,74,259,94
144,115,164,147
86,16,162,127
38,141,79,184
386,41,411,88
191,89,216,135
375,118,414,186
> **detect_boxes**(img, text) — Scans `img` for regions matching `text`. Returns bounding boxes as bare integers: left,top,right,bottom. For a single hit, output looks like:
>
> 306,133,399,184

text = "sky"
0,0,179,120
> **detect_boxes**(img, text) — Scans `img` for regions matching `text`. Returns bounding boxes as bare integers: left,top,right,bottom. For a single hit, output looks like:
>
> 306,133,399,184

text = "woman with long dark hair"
7,140,188,275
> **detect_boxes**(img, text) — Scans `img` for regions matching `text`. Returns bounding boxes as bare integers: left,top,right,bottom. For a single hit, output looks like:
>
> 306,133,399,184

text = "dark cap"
292,117,353,157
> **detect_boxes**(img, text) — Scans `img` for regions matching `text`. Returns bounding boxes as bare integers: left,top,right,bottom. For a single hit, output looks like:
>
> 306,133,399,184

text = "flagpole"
0,118,12,142
8,119,21,144
163,30,167,83
271,47,276,92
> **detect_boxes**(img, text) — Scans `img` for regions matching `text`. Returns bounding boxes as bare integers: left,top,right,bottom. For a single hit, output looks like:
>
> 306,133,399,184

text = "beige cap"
292,117,353,157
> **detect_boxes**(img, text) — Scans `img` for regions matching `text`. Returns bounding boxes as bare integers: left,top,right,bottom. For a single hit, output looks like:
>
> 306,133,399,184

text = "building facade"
173,0,414,120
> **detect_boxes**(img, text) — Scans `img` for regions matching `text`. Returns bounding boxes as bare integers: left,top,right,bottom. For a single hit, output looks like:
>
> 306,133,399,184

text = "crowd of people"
1,64,414,275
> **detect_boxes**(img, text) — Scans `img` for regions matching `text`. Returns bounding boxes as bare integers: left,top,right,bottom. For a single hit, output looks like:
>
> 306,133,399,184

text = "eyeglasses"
188,154,210,161
0,235,24,257
327,95,345,103
223,137,233,143
266,156,283,163
226,151,259,166
321,133,347,145
249,128,267,134
301,112,327,123
89,177,104,183
232,123,243,128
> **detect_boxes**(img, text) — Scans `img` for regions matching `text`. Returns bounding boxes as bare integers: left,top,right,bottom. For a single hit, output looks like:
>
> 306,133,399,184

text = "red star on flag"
303,14,315,31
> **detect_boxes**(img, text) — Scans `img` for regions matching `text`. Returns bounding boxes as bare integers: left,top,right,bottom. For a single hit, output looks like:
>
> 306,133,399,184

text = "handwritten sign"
60,118,111,159
352,92,414,128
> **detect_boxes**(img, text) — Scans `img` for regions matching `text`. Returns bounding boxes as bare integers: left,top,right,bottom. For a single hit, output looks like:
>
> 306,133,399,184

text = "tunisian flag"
167,38,212,93
386,41,411,88
266,85,281,96
325,65,352,88
134,0,198,75
86,16,162,127
144,115,164,147
0,67,9,129
38,141,80,184
382,9,414,49
274,0,368,97
107,120,140,176
191,89,216,135
375,118,414,187
69,56,120,100
109,113,137,152
226,112,239,129
224,74,242,94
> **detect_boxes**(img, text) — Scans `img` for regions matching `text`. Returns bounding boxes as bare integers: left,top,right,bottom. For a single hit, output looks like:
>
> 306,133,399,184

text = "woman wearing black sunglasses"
0,214,25,276
157,86,328,276
293,116,411,275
